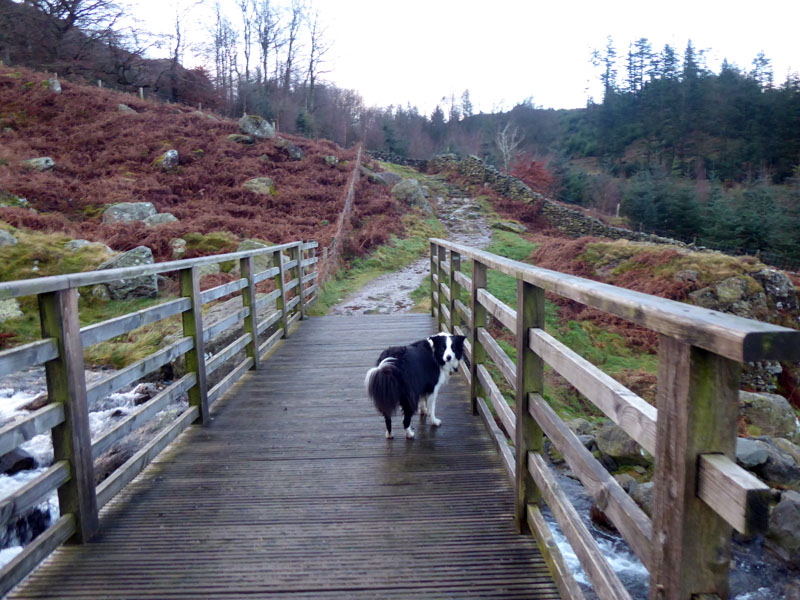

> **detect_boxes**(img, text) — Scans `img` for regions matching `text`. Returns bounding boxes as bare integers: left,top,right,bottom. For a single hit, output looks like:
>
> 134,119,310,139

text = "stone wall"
366,151,428,171
429,154,682,246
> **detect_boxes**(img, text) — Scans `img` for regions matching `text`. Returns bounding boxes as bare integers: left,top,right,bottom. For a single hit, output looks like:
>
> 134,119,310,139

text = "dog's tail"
365,357,405,416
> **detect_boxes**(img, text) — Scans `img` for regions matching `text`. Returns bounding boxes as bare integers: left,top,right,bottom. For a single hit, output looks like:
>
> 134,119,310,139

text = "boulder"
566,418,594,436
630,481,654,517
20,392,48,411
689,276,767,318
0,230,18,247
0,298,23,323
47,77,61,94
64,239,112,254
391,179,432,213
595,422,648,466
170,238,187,259
118,103,136,113
242,177,275,196
238,114,275,139
736,437,769,468
227,134,255,145
97,246,158,300
144,213,178,227
237,239,273,274
750,268,798,311
492,220,528,234
102,202,157,224
274,137,304,160
737,437,800,488
740,390,800,442
22,157,54,171
323,155,339,167
774,438,800,465
614,473,637,493
0,448,35,474
371,171,403,187
767,490,800,567
154,149,179,171
90,285,110,301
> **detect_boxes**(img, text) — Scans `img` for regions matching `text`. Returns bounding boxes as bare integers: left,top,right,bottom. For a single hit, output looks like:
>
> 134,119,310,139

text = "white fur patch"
405,426,415,439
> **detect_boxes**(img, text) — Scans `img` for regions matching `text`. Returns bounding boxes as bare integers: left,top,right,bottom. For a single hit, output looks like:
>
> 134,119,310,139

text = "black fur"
365,334,466,438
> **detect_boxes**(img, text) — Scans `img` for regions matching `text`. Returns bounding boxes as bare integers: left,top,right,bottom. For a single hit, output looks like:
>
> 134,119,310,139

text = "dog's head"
428,333,466,374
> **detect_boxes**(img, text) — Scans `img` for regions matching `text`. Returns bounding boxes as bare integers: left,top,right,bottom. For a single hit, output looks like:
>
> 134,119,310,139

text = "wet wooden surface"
11,315,560,599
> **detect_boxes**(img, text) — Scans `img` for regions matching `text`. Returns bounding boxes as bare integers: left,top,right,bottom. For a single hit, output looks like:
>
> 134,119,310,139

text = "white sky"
128,0,800,116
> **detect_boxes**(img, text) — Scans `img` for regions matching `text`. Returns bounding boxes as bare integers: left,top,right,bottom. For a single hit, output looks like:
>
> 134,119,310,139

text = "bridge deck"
11,315,559,599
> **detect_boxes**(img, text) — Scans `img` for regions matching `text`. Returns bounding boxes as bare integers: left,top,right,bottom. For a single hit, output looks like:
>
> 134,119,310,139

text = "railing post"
650,336,739,600
180,266,209,424
239,255,260,370
430,242,437,317
437,245,447,330
273,249,289,338
469,259,487,415
292,243,306,320
449,250,460,332
39,288,98,543
514,279,545,533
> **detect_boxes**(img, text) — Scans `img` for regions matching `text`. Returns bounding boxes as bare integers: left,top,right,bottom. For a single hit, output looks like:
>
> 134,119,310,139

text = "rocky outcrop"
238,114,275,139
736,437,800,489
740,391,800,443
64,239,112,253
227,134,255,145
767,490,800,567
170,238,187,259
97,246,158,300
751,268,799,311
118,103,136,113
237,239,273,274
22,157,54,171
391,179,432,213
595,422,648,466
323,155,339,167
102,202,157,224
153,149,179,171
0,230,18,247
242,177,275,196
274,137,304,160
0,298,23,323
144,213,178,226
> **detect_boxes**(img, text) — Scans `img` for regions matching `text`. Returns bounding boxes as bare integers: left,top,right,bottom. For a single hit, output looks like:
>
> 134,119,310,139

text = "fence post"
514,279,545,533
291,244,306,320
239,255,260,370
449,250,461,332
139,87,144,100
469,260,487,415
430,242,437,317
650,336,739,599
273,249,289,338
437,245,447,330
180,266,209,424
39,288,98,543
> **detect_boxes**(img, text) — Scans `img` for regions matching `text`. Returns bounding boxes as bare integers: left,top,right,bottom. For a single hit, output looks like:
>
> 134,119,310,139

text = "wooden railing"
0,239,318,595
430,238,800,600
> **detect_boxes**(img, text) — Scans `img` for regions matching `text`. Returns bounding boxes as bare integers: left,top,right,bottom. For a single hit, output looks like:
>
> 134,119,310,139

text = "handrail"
429,237,795,600
0,238,318,597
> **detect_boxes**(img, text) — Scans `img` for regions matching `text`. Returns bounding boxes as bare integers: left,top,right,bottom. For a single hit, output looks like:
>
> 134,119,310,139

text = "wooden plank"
256,310,283,336
80,298,190,348
529,392,652,569
252,266,280,285
202,307,249,344
205,333,252,376
258,328,284,361
477,327,516,392
283,259,298,271
515,279,544,532
302,284,317,299
287,296,301,312
0,514,75,598
301,272,318,285
529,328,657,454
476,397,515,482
440,304,451,325
199,279,247,305
85,337,194,406
0,403,64,458
650,336,739,600
476,364,516,440
470,260,488,416
430,242,438,317
437,246,447,331
527,504,586,600
285,278,299,292
239,256,260,370
477,288,516,332
39,288,98,543
449,250,461,333
441,282,451,301
91,374,196,460
207,357,254,406
454,270,472,293
301,241,318,250
292,245,307,320
455,299,472,326
0,461,70,529
273,250,289,339
301,257,318,268
180,267,209,425
430,238,800,363
0,339,59,378
528,451,633,600
698,454,770,536
254,289,281,312
96,406,199,509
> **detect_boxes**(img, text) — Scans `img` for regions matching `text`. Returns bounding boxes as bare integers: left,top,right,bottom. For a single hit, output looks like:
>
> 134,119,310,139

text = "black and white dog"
365,333,467,439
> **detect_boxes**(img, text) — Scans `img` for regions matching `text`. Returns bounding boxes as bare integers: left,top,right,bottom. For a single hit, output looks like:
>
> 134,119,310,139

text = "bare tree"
495,121,524,171
252,0,279,88
303,4,329,114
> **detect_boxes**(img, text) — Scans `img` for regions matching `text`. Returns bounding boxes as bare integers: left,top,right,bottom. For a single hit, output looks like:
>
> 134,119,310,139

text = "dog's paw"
405,427,415,439
385,431,394,439
431,417,442,427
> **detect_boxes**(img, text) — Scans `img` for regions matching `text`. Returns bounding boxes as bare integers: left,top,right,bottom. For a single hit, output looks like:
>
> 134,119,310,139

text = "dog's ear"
452,335,466,357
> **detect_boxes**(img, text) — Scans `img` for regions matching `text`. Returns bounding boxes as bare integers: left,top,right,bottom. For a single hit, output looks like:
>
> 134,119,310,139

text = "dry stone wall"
429,154,682,246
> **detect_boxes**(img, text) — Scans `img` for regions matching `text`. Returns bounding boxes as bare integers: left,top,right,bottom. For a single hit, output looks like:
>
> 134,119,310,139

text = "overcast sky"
131,0,800,115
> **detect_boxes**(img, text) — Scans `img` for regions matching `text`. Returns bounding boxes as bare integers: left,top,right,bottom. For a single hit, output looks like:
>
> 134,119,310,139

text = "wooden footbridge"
0,238,798,599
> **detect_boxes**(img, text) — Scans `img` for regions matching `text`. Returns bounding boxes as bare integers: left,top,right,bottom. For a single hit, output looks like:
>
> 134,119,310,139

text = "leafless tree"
252,0,279,88
303,4,329,114
495,121,524,171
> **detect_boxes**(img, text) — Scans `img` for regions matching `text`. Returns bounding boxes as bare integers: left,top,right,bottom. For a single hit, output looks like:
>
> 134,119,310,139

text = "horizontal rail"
301,241,318,250
85,337,194,406
454,270,472,293
698,454,770,535
0,241,304,300
257,310,283,337
91,373,196,460
253,266,280,285
476,397,515,481
0,403,64,458
432,238,800,362
440,304,451,324
0,339,59,379
477,288,516,332
285,278,299,292
254,289,281,312
302,284,317,299
300,257,318,268
286,296,300,312
96,405,199,509
207,357,254,406
200,278,248,305
476,364,515,439
441,283,451,301
258,328,283,360
455,299,471,324
0,461,70,529
477,328,516,391
205,333,252,376
301,272,318,286
284,259,298,270
203,308,249,344
80,298,190,348
527,503,585,600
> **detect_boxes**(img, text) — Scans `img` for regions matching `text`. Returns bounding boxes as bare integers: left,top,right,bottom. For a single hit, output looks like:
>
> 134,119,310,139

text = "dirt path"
329,187,492,315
